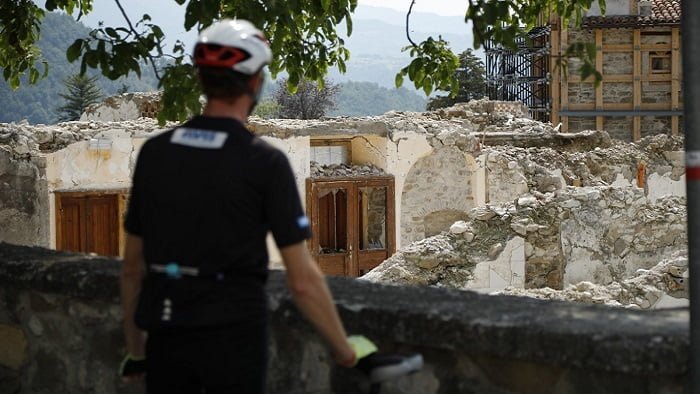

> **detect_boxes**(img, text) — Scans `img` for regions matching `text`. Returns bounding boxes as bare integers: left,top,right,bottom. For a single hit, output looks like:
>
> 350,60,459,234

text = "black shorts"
145,321,268,394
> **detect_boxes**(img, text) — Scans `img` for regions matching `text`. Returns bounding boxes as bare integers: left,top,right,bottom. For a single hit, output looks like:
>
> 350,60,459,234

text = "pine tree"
55,74,104,122
427,49,486,110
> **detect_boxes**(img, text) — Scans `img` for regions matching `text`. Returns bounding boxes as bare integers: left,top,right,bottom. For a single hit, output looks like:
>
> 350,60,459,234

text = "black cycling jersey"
125,115,311,329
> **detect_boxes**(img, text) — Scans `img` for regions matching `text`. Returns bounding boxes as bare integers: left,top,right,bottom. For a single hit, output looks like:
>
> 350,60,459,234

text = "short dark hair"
197,67,252,100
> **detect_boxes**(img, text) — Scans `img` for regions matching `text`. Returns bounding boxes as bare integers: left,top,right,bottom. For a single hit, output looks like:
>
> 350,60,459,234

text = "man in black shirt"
120,19,358,393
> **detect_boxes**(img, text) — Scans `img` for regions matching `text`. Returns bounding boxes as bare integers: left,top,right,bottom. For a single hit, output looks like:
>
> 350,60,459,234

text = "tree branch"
405,0,418,47
112,0,161,80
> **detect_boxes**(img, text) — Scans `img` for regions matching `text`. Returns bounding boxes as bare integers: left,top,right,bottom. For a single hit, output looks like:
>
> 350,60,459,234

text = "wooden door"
308,181,356,276
307,177,395,277
56,193,120,256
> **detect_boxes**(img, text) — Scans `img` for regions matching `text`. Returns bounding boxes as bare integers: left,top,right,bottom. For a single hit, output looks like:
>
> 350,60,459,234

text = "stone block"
0,325,27,370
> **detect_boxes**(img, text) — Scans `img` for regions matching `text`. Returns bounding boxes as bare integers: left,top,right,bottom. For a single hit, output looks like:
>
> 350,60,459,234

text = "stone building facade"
550,0,682,140
0,96,687,287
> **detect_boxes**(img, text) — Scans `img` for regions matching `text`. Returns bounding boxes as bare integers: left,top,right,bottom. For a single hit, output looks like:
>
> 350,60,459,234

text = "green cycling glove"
347,335,378,366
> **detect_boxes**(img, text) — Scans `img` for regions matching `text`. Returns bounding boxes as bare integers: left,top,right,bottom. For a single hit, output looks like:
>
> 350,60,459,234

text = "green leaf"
422,77,432,96
105,27,118,38
29,68,39,84
321,0,331,12
395,72,404,88
66,39,83,62
152,25,164,39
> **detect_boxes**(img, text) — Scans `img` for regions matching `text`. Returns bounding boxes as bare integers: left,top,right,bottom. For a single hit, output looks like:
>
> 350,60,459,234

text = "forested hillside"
0,12,427,124
330,81,426,117
0,12,158,124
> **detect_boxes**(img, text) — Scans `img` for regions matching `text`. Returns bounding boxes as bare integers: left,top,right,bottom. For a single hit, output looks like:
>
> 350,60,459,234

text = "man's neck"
202,97,250,123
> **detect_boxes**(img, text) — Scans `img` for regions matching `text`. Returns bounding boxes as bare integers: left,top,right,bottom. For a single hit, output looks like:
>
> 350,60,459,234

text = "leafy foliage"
0,12,158,124
54,73,103,121
274,78,340,120
427,49,486,110
2,0,607,123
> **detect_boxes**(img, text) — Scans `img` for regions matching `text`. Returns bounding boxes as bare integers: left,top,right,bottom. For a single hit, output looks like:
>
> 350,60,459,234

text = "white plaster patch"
647,173,686,202
652,293,689,309
563,248,611,285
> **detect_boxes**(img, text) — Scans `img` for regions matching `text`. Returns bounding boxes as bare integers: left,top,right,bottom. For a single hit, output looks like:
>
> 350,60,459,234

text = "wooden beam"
671,27,681,136
595,29,604,131
595,44,672,52
633,29,642,141
551,23,561,127
561,25,569,132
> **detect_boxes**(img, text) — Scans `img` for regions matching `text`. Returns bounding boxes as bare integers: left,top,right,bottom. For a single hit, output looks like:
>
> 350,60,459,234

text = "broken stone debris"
0,119,173,159
495,251,688,310
363,187,687,297
310,161,385,178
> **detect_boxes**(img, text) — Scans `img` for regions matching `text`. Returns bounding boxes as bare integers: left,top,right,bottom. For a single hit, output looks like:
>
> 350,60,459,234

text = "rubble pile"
81,92,163,121
483,133,685,197
310,161,386,178
424,99,559,134
495,252,688,309
0,119,171,159
364,187,687,293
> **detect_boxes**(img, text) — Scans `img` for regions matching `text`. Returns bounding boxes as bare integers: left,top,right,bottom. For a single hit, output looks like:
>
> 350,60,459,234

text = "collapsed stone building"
0,93,687,307
0,92,691,393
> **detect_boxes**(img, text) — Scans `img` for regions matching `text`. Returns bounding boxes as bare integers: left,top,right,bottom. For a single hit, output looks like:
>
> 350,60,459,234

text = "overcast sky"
78,0,470,54
357,0,467,16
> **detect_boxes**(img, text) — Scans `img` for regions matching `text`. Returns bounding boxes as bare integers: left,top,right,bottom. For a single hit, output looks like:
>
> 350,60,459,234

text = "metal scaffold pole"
684,0,700,391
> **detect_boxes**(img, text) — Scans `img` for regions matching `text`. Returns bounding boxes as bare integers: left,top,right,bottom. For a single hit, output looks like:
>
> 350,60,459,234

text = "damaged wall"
400,146,476,245
1,95,688,277
364,186,687,305
0,149,49,247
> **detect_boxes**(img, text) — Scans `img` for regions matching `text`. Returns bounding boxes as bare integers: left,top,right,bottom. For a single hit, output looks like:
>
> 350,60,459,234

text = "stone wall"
0,243,689,394
603,117,633,141
603,53,633,75
563,26,680,136
400,146,476,245
603,82,633,104
0,151,49,247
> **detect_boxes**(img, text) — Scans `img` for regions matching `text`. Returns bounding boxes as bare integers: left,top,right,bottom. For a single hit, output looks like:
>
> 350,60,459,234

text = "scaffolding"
485,26,551,122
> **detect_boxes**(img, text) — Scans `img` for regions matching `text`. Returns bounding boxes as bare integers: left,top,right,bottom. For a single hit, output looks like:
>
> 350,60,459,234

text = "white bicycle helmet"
193,19,272,75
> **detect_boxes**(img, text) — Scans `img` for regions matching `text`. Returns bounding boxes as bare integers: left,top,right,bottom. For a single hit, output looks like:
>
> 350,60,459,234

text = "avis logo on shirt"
171,128,228,149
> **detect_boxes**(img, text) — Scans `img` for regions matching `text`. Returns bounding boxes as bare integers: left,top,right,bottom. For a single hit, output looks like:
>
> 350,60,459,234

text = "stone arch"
400,146,476,245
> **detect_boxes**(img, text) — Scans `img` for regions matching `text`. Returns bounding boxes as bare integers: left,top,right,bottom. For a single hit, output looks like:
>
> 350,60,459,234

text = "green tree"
55,73,103,122
1,0,605,123
427,49,486,110
252,99,280,119
274,78,340,120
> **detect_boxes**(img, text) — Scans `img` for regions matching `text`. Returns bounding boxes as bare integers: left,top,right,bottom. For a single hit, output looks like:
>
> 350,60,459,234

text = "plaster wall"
259,136,311,267
384,131,433,249
350,134,388,169
467,236,526,292
0,152,49,247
